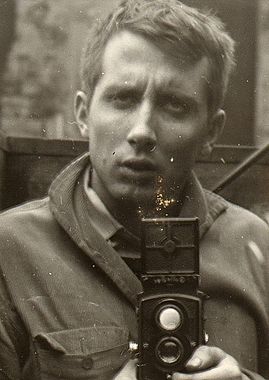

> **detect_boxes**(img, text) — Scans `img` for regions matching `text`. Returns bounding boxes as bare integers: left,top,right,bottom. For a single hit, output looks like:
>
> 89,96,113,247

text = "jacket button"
82,355,93,370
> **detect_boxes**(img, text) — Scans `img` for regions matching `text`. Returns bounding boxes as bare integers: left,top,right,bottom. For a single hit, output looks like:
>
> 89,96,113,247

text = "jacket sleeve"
242,218,269,379
0,273,27,380
256,221,269,378
242,368,269,380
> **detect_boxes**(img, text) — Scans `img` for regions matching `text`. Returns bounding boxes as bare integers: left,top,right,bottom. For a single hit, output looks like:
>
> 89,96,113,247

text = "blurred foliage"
0,0,16,130
0,0,16,72
1,0,119,137
260,0,269,31
16,0,68,120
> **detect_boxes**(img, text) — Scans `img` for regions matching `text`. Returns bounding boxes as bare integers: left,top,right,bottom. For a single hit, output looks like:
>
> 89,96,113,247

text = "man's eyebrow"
102,83,200,108
158,90,200,108
101,84,144,101
102,81,142,92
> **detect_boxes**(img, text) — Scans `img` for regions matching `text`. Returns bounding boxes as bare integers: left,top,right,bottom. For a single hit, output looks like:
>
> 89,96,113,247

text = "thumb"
113,359,137,380
185,346,224,372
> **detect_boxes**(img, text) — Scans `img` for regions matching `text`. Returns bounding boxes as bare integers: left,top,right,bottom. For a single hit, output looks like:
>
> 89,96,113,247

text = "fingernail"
188,357,202,368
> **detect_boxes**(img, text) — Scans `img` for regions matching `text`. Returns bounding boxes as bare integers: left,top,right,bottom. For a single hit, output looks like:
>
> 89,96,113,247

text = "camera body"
136,218,205,380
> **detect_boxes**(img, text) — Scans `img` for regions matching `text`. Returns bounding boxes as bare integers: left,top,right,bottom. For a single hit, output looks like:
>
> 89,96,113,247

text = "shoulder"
224,199,268,235
204,190,269,245
0,197,50,223
205,190,269,243
0,197,57,246
206,189,268,228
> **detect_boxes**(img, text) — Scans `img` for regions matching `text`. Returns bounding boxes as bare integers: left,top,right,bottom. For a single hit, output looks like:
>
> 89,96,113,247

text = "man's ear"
74,90,89,138
200,109,226,157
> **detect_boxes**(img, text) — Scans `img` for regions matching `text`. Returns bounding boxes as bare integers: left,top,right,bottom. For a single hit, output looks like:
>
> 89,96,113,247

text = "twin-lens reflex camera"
129,217,207,380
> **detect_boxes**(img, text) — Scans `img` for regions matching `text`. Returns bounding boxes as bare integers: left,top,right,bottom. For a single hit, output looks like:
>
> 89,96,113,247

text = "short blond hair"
81,0,236,113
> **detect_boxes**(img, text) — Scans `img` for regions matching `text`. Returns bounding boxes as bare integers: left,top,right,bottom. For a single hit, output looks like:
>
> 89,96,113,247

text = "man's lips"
121,158,156,170
119,158,157,178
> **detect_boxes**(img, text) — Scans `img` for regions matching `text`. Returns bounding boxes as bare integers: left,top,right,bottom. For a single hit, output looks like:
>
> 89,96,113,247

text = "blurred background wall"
0,0,118,139
0,0,269,145
0,0,16,125
257,0,269,145
1,0,269,217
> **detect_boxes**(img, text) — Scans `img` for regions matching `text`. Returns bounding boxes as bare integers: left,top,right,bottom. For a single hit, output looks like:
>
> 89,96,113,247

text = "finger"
113,359,137,380
172,357,242,380
185,345,226,371
172,365,241,380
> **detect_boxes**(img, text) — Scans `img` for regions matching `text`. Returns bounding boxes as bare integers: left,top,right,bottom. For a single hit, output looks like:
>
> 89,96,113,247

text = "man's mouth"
120,158,157,179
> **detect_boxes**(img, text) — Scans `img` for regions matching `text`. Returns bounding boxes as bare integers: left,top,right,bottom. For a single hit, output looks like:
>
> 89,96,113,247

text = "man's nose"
127,102,157,152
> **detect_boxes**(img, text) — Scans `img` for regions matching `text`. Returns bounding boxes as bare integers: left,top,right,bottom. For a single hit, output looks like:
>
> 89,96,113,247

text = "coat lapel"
49,154,142,307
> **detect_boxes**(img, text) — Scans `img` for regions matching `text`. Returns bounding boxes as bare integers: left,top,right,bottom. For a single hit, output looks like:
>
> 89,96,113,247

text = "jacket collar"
179,174,228,238
83,167,122,241
81,165,227,241
49,154,142,306
48,153,228,305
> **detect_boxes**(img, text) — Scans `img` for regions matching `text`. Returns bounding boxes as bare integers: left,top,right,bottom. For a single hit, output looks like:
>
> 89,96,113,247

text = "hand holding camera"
172,345,246,380
114,346,245,380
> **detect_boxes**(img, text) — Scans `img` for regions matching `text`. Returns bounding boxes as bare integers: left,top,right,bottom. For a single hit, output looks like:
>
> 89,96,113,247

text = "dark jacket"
0,154,269,379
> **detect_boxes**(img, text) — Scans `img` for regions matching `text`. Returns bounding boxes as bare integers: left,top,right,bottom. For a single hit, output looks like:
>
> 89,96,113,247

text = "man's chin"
115,187,157,210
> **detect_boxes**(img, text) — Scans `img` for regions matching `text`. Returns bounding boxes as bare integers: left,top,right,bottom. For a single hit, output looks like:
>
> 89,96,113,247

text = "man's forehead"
99,61,209,103
103,30,200,64
100,31,210,89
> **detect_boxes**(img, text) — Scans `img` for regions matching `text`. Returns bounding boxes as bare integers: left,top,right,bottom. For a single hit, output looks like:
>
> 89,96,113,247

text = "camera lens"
157,306,183,331
156,337,184,364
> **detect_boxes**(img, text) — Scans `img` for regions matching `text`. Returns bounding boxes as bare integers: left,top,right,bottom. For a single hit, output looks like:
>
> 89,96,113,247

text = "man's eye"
109,92,137,108
161,96,189,116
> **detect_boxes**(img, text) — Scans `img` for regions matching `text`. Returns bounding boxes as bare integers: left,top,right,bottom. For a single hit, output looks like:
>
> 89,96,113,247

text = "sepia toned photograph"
0,0,269,379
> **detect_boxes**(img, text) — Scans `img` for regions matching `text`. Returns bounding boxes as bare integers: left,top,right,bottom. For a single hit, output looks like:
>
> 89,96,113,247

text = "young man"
0,1,268,379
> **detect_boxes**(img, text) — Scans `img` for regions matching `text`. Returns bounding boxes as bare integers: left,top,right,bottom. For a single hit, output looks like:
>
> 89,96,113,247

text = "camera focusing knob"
128,341,139,356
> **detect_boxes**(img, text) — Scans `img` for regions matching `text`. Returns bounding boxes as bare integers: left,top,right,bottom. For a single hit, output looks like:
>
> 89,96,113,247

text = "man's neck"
97,192,186,238
90,170,189,238
130,204,185,237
